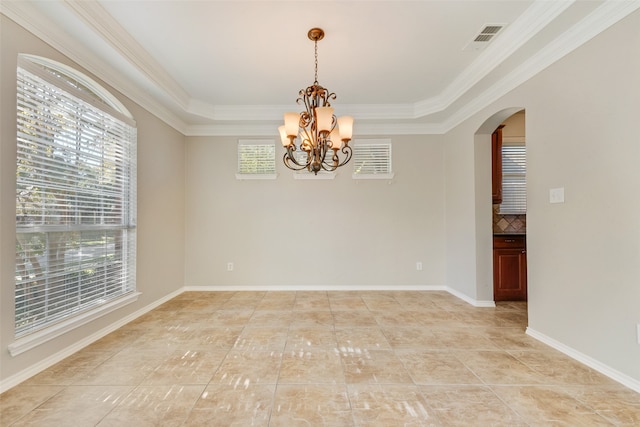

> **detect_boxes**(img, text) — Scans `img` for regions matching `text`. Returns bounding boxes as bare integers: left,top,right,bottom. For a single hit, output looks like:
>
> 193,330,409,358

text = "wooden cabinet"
493,235,527,301
492,125,505,204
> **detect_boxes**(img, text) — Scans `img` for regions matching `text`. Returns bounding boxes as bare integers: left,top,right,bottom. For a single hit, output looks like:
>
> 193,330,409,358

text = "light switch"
550,187,565,204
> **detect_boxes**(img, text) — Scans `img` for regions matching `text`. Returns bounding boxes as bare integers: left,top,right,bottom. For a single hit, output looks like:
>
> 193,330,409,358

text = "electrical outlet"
416,261,423,271
227,262,234,271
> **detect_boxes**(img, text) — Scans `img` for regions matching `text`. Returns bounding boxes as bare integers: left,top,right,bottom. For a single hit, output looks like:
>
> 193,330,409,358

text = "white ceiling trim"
186,102,417,122
0,0,190,134
188,0,639,136
2,0,639,138
440,0,640,134
414,0,575,119
62,0,191,109
14,0,576,127
184,122,446,137
74,0,573,124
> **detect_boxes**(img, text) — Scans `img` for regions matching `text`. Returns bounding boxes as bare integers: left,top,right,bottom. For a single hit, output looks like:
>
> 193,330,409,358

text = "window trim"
19,54,134,124
8,292,140,356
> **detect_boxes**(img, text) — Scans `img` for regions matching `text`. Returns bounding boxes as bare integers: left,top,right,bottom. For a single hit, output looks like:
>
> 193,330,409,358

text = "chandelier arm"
300,127,314,149
287,144,301,162
285,145,309,167
320,150,338,171
283,152,309,171
298,89,313,121
336,145,353,167
319,144,352,171
300,110,312,129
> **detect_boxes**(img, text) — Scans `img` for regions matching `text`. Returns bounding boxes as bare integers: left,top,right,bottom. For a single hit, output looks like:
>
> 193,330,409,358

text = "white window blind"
15,57,137,338
500,142,526,214
236,140,276,179
352,139,394,179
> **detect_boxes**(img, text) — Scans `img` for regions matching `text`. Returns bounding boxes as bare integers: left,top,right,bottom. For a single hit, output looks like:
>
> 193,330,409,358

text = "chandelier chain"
314,39,319,84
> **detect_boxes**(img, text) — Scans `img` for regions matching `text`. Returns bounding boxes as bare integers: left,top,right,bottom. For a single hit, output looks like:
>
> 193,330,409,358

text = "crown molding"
335,104,417,121
185,121,446,137
188,102,417,122
62,0,191,109
1,1,190,135
183,1,575,123
195,0,630,133
185,123,281,137
354,122,447,136
415,0,575,119
440,0,640,134
3,0,638,138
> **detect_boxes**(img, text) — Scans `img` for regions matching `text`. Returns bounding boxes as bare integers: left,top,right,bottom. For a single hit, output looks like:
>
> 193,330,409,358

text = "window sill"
294,172,336,180
352,172,395,180
236,173,278,180
235,173,278,180
8,292,141,357
498,210,527,215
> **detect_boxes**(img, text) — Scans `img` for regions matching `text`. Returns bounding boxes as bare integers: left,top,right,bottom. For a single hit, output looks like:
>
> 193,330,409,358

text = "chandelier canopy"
278,28,354,175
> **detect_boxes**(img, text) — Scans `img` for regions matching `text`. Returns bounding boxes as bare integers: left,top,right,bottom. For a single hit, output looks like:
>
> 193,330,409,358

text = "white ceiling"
2,1,639,135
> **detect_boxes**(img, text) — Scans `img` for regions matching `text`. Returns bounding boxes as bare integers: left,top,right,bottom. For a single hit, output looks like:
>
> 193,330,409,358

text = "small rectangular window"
236,140,277,179
352,139,394,179
500,142,526,214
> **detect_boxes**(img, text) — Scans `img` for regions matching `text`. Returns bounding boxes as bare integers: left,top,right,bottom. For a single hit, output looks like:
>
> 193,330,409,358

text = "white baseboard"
0,288,182,394
183,284,448,292
526,327,640,393
183,284,497,308
445,287,496,307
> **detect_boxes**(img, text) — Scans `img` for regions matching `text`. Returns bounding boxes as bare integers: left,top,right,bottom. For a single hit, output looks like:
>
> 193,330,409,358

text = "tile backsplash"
493,205,526,234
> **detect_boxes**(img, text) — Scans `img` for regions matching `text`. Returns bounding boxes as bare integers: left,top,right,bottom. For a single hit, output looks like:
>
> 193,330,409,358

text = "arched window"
13,55,137,352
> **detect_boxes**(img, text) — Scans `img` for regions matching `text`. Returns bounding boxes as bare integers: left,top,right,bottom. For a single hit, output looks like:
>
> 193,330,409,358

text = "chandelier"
278,28,354,175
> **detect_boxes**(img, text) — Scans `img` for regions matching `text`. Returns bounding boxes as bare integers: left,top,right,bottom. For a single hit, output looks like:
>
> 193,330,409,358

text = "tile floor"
1,291,639,426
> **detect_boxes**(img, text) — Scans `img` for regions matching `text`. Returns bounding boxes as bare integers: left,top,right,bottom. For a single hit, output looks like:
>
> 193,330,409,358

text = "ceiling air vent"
464,24,505,51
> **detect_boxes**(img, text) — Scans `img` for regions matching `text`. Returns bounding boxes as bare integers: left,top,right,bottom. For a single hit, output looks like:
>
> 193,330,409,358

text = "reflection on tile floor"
1,291,639,426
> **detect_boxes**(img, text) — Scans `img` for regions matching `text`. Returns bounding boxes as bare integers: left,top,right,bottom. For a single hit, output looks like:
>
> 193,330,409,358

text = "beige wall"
502,111,525,140
0,16,186,386
525,10,640,382
184,135,446,289
445,10,640,383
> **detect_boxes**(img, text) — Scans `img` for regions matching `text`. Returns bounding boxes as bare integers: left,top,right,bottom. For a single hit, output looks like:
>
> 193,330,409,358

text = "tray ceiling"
2,1,638,135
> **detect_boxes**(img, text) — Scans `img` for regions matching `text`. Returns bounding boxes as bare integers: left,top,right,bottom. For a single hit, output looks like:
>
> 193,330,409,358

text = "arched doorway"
474,108,525,302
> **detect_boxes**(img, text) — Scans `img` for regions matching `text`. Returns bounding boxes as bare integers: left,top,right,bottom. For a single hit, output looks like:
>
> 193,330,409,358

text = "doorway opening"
491,111,527,301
